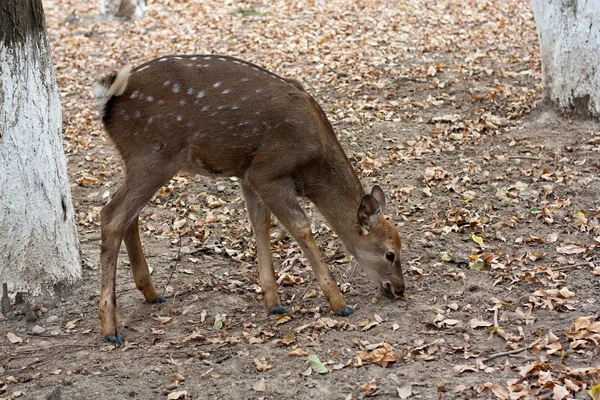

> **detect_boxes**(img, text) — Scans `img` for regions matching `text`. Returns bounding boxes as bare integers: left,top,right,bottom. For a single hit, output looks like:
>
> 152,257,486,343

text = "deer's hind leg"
99,158,181,344
124,216,164,304
241,180,287,314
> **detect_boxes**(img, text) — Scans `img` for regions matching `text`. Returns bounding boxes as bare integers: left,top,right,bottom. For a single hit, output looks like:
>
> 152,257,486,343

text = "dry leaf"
360,379,378,397
6,332,22,344
253,378,266,392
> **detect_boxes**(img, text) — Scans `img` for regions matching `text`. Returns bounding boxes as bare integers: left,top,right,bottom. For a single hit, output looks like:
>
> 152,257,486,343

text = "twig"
551,262,593,271
163,233,182,299
486,346,528,360
420,330,457,335
508,156,540,160
493,308,499,329
510,355,536,362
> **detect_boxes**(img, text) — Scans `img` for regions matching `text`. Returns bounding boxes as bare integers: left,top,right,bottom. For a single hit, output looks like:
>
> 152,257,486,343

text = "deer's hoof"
336,306,355,317
269,305,289,315
151,295,166,303
105,333,125,345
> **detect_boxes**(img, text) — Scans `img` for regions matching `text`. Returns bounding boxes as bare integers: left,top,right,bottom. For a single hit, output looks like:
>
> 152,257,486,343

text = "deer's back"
102,55,335,178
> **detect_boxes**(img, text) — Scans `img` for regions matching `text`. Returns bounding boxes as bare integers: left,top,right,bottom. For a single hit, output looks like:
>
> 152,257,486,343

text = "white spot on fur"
220,121,227,125
148,116,154,124
231,105,240,110
222,88,231,94
146,96,154,102
131,90,140,99
180,100,186,105
158,100,165,105
137,65,150,72
202,105,210,111
163,80,170,86
191,57,198,61
241,78,249,82
241,95,251,101
172,83,181,93
218,57,226,61
187,88,194,95
203,56,212,60
159,58,168,62
134,111,141,118
187,63,193,67
174,56,183,60
256,88,264,93
213,82,222,88
177,115,183,121
197,91,205,99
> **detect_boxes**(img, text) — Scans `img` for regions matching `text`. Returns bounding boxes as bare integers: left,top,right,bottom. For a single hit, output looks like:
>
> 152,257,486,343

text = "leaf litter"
1,0,599,399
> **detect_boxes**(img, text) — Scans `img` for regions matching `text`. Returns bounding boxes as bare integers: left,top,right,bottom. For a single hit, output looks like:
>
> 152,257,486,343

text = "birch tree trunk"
100,0,146,19
0,0,81,295
532,0,600,117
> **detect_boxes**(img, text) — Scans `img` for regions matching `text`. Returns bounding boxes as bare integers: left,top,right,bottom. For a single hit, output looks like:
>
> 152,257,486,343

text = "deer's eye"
385,252,395,262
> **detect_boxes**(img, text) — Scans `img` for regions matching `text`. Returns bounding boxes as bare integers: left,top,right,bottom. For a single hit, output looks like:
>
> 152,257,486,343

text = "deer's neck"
307,153,365,256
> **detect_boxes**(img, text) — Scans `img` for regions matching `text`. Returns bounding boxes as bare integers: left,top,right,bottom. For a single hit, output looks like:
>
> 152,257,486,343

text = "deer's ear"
358,194,382,235
370,185,386,213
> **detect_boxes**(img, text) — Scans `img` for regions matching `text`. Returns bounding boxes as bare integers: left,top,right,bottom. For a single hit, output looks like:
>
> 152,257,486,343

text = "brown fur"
94,55,405,343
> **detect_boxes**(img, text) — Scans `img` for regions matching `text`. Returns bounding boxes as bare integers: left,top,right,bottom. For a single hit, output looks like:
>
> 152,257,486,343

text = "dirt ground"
1,1,600,399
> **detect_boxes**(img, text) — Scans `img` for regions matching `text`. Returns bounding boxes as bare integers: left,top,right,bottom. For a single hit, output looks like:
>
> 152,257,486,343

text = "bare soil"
1,1,599,400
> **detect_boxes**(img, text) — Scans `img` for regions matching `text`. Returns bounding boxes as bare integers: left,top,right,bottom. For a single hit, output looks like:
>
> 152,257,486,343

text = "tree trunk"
0,0,81,295
100,0,146,19
532,0,600,117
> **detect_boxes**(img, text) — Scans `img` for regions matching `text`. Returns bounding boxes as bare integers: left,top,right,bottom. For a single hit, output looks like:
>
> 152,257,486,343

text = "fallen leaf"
6,332,22,344
167,391,187,400
288,348,308,357
589,384,600,400
253,378,266,392
360,378,378,397
254,358,272,372
307,354,329,374
396,383,412,399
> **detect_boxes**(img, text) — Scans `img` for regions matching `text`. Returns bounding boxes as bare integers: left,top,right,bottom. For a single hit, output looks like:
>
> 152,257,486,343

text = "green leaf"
470,234,484,247
529,207,541,214
470,260,488,271
589,383,600,400
439,251,452,261
307,354,329,374
213,314,223,331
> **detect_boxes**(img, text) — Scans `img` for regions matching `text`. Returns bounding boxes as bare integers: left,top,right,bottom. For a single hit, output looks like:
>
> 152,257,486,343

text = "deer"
94,55,405,344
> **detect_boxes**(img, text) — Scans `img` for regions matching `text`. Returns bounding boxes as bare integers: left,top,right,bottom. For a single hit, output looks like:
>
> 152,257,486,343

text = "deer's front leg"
251,178,353,316
242,182,286,314
291,223,353,316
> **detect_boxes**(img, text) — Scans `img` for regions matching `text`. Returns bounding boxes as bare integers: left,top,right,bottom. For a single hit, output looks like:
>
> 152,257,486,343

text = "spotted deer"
94,55,405,344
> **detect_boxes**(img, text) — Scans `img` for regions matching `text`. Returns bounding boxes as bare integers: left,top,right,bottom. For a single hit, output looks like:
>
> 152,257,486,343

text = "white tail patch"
94,65,132,111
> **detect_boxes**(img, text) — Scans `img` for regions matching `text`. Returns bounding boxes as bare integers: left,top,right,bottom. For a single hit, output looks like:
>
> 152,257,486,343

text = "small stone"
47,315,59,324
32,325,46,335
217,185,226,192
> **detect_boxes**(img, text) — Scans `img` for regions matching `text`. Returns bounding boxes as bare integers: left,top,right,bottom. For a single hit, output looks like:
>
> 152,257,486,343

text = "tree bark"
100,0,146,19
532,0,600,117
0,0,81,295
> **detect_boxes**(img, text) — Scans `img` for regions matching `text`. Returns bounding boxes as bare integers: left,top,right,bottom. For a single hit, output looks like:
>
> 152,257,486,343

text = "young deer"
94,55,405,344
